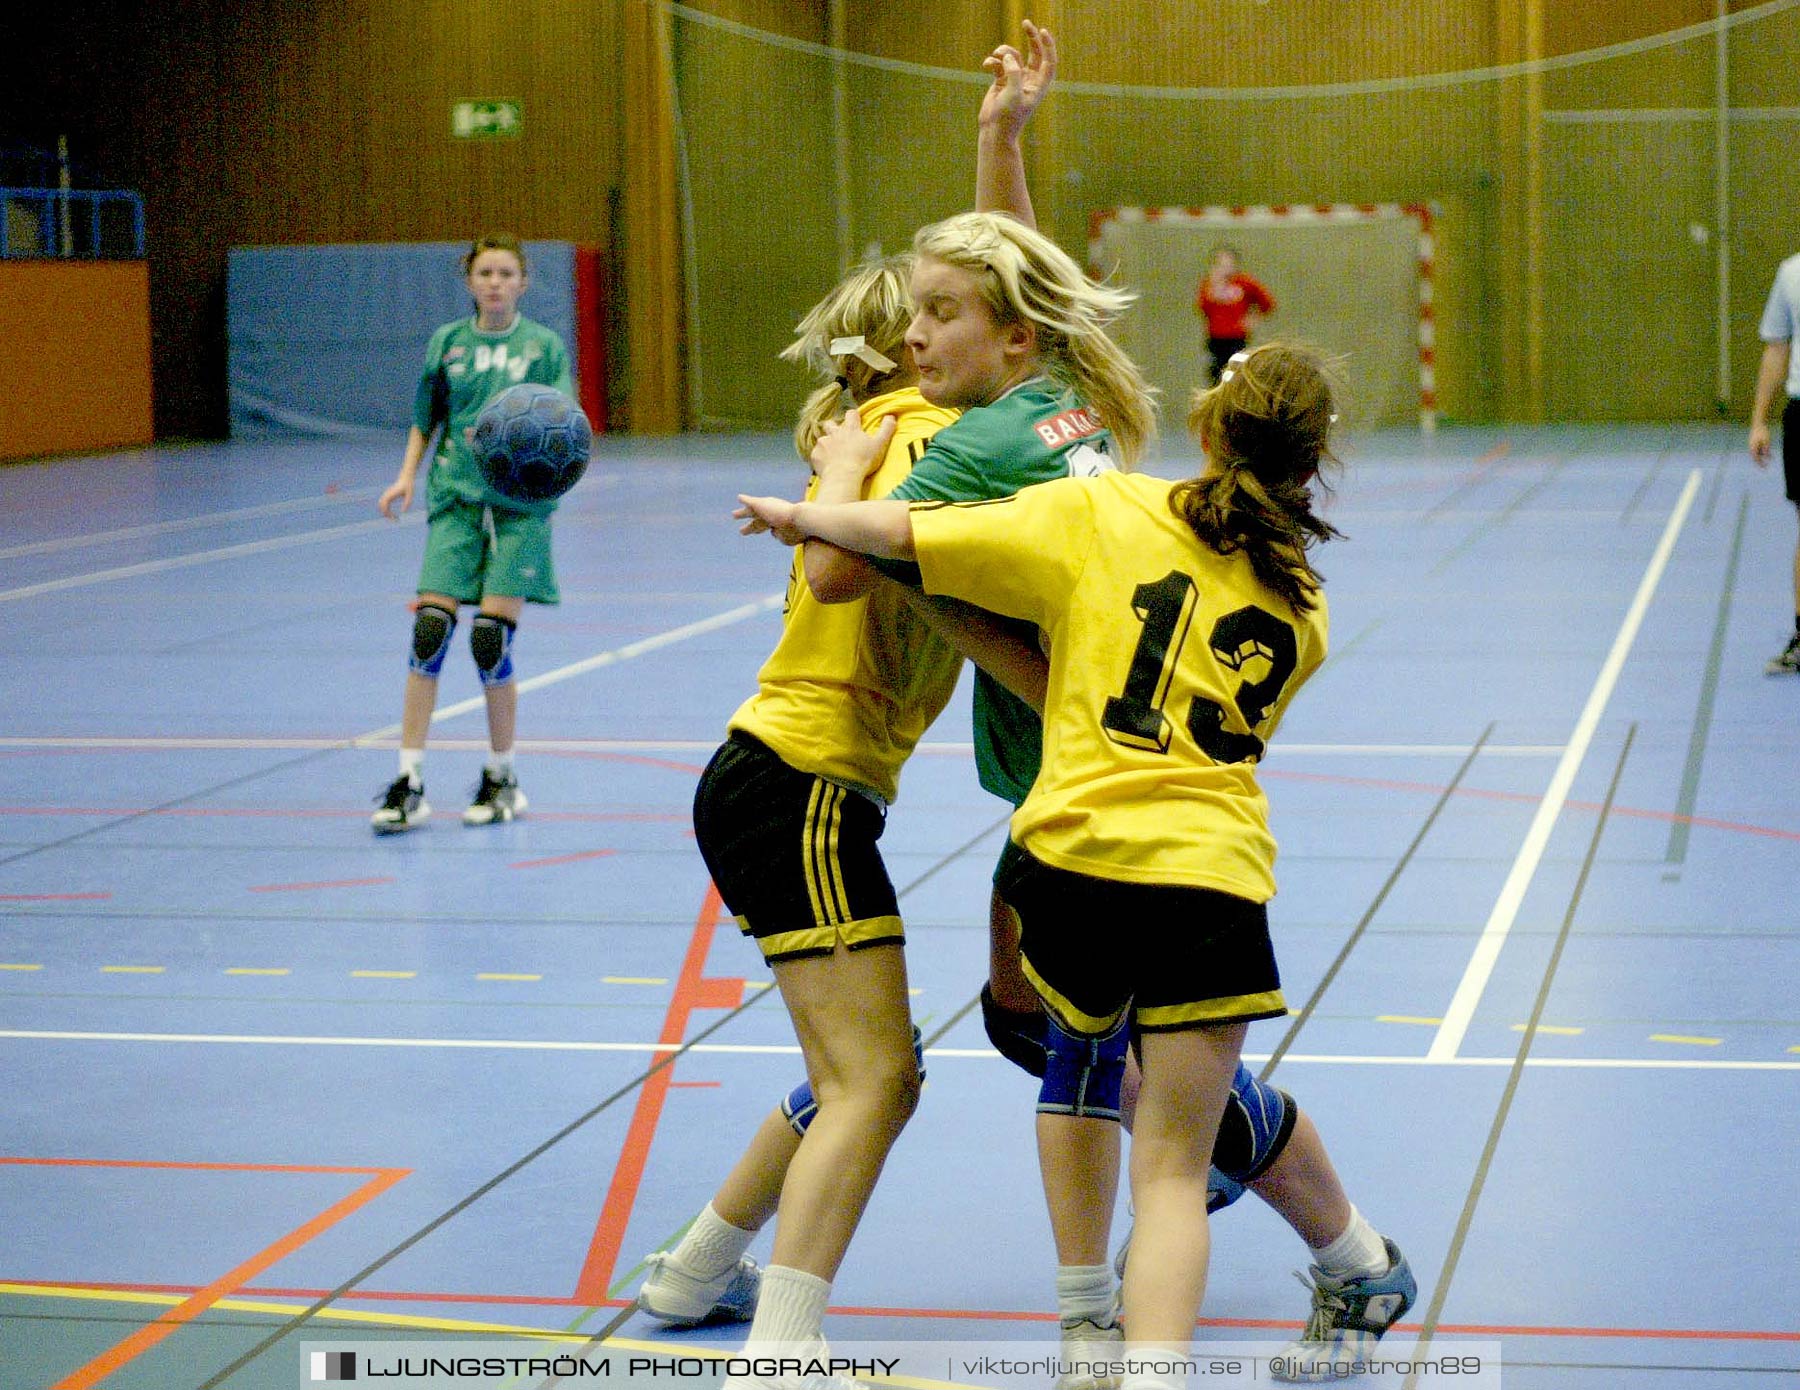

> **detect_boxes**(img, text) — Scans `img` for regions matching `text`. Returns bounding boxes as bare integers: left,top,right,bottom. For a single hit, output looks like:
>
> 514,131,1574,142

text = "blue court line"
1665,490,1747,868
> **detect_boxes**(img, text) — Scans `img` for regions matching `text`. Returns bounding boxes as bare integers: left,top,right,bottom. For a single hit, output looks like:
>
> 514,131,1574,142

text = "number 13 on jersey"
1100,571,1298,764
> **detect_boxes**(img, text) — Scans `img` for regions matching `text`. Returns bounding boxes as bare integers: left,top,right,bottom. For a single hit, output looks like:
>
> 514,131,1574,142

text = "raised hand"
979,19,1058,143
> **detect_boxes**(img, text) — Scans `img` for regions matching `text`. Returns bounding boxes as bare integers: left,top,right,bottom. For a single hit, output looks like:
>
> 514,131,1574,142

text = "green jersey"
413,314,574,516
886,377,1117,807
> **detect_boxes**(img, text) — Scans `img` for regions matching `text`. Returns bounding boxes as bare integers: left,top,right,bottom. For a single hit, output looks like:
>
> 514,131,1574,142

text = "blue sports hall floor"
2,423,1796,1389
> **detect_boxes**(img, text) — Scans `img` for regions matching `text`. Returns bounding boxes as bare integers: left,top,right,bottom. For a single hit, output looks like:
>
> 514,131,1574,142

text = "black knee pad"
470,613,517,687
981,983,1048,1079
408,604,457,676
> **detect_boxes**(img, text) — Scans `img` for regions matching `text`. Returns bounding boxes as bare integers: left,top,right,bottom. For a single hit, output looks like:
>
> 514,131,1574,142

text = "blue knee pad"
470,613,517,687
1208,1064,1297,1212
981,984,1048,1078
780,1026,926,1137
1036,1012,1128,1122
408,603,457,676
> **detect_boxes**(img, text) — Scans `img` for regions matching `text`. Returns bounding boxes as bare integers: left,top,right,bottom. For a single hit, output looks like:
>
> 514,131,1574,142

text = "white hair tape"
828,335,898,374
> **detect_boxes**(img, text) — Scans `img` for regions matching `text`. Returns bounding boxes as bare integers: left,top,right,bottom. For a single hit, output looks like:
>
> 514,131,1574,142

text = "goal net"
1089,206,1433,431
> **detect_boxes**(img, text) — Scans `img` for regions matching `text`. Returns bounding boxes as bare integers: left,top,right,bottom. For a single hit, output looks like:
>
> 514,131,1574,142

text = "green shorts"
417,499,559,605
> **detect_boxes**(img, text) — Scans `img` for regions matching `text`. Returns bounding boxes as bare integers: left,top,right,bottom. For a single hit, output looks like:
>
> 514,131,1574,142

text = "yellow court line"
1376,1015,1444,1026
351,971,417,980
477,973,542,982
101,966,164,975
0,1285,974,1389
1649,1033,1722,1046
1511,1023,1584,1036
602,976,667,985
0,963,43,971
226,968,290,976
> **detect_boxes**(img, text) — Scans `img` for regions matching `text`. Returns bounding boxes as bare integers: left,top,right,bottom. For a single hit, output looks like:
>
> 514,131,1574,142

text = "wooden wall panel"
36,0,623,436
1544,1,1711,57
0,262,154,460
17,0,1799,432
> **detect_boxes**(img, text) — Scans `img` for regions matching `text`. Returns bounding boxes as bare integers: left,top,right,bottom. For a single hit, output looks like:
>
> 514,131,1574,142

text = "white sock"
398,748,424,786
1310,1205,1389,1280
486,748,514,779
1121,1371,1184,1390
743,1264,829,1348
671,1202,757,1281
1056,1263,1115,1326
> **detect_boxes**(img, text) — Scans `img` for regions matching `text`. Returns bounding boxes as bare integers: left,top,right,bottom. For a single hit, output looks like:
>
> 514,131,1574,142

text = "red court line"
0,804,685,824
20,1161,410,1390
509,849,617,870
573,882,728,1303
0,893,111,902
248,876,397,893
669,1080,721,1089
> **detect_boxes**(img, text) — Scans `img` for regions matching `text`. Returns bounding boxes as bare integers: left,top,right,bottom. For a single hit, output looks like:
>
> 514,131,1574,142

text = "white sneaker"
462,769,527,825
636,1248,761,1326
371,775,429,834
1057,1314,1124,1390
719,1337,867,1390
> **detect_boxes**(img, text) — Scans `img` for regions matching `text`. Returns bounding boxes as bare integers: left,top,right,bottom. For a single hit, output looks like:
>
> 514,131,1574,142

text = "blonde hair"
1172,343,1343,614
912,212,1157,467
779,255,915,459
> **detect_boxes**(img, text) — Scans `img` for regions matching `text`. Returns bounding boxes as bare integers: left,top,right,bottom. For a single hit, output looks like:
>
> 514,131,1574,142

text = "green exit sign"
452,101,523,140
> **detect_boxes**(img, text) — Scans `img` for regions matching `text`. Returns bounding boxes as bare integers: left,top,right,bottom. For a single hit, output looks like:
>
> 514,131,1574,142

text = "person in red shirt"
1197,246,1275,385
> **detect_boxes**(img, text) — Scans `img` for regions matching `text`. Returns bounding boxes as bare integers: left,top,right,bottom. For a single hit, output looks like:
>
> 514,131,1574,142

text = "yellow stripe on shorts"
803,782,851,926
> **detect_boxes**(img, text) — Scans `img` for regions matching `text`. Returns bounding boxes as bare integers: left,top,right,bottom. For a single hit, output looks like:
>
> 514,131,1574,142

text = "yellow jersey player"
737,344,1404,1388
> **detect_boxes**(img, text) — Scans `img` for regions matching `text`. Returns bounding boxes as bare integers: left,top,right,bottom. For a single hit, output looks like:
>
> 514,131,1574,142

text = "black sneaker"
371,774,429,834
1767,633,1800,675
463,769,527,825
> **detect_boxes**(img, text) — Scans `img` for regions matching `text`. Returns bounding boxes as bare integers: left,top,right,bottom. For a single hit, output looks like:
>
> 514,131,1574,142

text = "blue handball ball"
472,384,593,503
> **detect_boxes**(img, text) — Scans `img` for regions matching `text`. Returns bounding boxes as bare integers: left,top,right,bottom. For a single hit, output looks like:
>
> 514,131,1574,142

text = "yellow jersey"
911,470,1328,898
729,387,965,805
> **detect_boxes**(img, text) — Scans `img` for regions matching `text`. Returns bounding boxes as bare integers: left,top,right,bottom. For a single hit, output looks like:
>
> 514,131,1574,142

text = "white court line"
0,735,1565,757
1428,468,1702,1063
0,513,424,604
2,1029,1794,1071
351,595,785,743
0,487,382,561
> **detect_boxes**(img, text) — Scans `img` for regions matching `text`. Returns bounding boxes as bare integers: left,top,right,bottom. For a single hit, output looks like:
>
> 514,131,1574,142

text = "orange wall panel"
0,261,154,461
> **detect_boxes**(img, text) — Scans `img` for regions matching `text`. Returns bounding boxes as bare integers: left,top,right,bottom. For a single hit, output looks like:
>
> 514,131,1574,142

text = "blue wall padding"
227,241,576,438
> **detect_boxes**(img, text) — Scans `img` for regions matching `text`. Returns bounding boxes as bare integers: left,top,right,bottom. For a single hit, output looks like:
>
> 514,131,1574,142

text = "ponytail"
793,380,849,458
780,254,915,461
1170,343,1343,614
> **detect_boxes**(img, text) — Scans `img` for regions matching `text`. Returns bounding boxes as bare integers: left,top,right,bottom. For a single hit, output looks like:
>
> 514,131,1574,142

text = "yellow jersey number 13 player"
372,235,573,833
739,344,1348,1388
